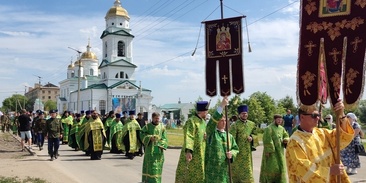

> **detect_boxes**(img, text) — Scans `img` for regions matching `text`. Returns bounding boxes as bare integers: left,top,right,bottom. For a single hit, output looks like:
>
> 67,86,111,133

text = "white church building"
57,0,153,117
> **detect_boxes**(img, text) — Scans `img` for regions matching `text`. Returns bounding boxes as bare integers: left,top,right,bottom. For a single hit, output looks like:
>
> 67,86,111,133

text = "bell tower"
101,0,134,63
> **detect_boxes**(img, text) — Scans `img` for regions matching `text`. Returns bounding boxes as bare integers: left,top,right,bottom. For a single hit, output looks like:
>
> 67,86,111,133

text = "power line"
134,0,300,72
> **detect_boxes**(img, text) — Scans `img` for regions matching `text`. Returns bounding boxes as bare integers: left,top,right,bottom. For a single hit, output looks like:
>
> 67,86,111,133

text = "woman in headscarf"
340,113,362,174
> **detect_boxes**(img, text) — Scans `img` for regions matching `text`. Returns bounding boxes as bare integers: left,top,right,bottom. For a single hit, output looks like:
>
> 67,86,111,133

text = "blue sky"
0,0,301,107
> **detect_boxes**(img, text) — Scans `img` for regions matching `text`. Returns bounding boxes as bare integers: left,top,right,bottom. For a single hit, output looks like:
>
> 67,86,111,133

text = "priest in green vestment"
68,113,82,151
229,105,259,183
103,111,115,149
84,110,106,160
61,111,73,144
109,113,123,153
121,110,142,159
175,101,209,183
259,114,289,183
140,112,168,183
205,96,239,183
76,111,91,154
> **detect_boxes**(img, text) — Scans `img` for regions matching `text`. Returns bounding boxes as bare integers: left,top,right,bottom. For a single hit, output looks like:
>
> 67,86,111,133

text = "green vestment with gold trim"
140,122,168,183
259,123,289,183
175,114,206,183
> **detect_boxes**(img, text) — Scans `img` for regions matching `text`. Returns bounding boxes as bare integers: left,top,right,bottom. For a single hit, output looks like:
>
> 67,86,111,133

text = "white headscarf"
346,113,357,122
325,114,333,123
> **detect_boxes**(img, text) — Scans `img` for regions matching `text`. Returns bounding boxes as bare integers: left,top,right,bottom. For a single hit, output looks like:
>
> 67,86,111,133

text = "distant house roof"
43,82,58,87
59,97,67,101
160,103,194,112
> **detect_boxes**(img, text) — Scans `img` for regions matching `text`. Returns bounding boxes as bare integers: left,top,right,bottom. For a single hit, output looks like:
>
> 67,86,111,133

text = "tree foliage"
277,95,297,115
249,92,276,124
1,94,29,112
44,100,57,111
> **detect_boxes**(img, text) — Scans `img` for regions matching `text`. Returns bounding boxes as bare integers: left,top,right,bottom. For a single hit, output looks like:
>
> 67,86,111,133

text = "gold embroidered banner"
297,0,366,108
204,16,244,97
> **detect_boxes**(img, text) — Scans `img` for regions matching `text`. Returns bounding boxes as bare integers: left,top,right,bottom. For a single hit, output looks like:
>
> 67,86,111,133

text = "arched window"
104,42,108,58
90,69,94,76
120,71,124,78
118,41,125,57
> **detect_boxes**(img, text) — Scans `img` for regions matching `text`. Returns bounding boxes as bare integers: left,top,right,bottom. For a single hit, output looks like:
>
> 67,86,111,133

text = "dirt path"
0,132,76,183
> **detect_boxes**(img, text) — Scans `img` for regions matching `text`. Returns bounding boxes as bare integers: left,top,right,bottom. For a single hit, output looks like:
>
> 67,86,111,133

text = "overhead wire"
133,0,194,36
135,0,301,72
23,0,299,89
135,0,209,41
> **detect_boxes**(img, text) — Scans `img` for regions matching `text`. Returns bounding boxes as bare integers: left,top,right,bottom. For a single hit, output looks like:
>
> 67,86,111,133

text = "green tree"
44,100,57,111
249,92,275,124
247,97,266,126
277,95,297,115
227,95,243,117
2,94,29,112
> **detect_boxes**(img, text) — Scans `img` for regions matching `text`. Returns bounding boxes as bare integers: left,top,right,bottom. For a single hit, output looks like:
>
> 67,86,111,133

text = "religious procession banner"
205,16,244,97
297,0,366,108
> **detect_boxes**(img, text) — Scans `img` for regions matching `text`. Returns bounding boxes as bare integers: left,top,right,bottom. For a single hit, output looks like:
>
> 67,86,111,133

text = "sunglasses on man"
302,113,321,119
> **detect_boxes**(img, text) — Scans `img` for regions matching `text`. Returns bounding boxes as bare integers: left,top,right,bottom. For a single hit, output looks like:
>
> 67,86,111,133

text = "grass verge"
0,176,48,183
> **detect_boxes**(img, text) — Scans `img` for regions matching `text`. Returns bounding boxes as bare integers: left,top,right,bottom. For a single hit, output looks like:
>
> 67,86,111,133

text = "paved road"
31,142,366,183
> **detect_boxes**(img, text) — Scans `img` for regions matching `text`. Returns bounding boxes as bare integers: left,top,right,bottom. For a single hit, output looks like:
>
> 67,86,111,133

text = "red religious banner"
297,0,366,108
204,16,244,97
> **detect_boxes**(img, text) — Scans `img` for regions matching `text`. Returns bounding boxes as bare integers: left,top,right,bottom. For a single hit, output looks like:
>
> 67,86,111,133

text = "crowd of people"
0,97,364,183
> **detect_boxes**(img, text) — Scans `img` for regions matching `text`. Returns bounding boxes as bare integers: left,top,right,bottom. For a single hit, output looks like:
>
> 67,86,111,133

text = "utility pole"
34,75,42,111
68,47,82,113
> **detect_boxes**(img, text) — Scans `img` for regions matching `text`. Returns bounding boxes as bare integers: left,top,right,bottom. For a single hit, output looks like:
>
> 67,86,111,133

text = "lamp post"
68,47,82,113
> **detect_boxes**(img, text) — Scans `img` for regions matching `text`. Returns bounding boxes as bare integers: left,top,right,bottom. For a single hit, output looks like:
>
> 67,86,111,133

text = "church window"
103,72,106,79
115,73,118,78
120,71,124,78
120,23,122,26
71,72,75,77
90,69,94,76
118,41,125,57
104,42,107,58
112,22,114,25
126,74,129,79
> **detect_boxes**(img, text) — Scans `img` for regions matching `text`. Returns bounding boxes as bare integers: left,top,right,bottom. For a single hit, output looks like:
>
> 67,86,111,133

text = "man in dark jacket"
45,110,63,161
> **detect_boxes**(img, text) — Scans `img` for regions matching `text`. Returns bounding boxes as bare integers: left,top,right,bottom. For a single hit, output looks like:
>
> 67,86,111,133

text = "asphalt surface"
27,141,366,183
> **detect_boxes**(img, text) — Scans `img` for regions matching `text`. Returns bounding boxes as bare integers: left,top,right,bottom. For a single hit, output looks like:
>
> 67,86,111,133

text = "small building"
25,82,60,111
159,101,194,123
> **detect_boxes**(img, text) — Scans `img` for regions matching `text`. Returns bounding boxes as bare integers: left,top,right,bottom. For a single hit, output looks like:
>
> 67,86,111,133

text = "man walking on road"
45,110,63,161
283,109,294,135
140,112,168,183
229,105,258,183
175,101,209,183
259,114,289,183
18,109,32,151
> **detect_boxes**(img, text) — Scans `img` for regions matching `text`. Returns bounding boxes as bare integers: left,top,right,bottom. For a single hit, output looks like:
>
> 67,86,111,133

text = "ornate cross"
329,48,341,65
351,37,363,53
304,41,317,56
222,75,228,84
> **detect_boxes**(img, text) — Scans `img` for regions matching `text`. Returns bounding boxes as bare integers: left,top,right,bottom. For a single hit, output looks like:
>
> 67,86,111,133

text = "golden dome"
80,41,98,61
74,60,83,66
105,0,130,20
68,63,74,69
81,52,98,60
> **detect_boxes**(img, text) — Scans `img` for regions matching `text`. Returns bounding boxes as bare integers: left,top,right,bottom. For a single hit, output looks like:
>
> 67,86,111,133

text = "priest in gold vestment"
286,100,354,183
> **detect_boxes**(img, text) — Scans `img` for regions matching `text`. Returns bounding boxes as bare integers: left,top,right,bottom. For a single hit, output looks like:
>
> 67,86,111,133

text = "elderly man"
286,100,354,182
